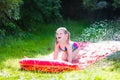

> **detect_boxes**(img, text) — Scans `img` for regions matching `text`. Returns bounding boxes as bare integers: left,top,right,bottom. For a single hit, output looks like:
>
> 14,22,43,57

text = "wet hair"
55,27,70,44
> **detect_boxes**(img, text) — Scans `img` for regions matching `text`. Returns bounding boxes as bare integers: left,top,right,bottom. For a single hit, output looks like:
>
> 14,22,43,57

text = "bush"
0,0,23,36
19,0,62,30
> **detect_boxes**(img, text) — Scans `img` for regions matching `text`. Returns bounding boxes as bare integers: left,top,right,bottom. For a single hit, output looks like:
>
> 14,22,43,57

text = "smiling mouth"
58,37,61,39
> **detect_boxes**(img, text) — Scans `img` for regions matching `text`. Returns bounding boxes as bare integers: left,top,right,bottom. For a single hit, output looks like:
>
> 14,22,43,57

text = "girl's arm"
66,44,73,63
54,44,59,60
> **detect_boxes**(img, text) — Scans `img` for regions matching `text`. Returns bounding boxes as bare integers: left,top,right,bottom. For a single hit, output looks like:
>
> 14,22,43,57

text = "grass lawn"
0,20,120,80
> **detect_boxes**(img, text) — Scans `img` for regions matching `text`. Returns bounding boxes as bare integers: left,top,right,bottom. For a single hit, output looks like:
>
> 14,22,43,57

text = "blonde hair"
55,27,70,44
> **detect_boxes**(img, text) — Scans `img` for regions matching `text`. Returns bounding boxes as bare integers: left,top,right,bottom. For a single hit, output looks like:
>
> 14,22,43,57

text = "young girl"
53,27,80,63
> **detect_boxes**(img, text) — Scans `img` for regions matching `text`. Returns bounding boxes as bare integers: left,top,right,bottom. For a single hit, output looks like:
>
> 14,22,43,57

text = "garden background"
0,0,120,80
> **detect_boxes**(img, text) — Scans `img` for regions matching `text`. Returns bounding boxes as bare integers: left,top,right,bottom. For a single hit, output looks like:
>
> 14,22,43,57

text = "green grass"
0,20,120,80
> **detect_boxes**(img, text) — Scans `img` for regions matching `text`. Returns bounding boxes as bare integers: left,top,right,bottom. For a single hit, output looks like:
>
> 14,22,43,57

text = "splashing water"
78,20,120,42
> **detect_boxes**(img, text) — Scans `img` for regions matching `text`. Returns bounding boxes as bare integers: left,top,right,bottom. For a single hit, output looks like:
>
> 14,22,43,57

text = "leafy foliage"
0,0,62,35
0,0,23,20
113,0,120,8
34,0,62,22
19,0,62,30
0,0,120,36
0,0,23,36
83,0,120,10
83,0,98,10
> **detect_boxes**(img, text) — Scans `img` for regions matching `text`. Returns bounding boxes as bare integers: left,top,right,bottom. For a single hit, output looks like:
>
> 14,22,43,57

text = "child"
53,27,80,63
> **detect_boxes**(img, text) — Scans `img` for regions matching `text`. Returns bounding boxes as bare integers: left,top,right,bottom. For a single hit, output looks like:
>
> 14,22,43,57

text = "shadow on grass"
107,51,120,62
107,51,120,71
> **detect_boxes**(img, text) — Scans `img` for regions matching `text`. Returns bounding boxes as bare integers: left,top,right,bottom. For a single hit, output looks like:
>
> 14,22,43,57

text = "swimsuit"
59,42,78,52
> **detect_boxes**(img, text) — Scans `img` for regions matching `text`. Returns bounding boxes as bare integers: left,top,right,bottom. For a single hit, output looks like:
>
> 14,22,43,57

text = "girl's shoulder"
66,41,74,48
69,41,73,44
69,41,78,45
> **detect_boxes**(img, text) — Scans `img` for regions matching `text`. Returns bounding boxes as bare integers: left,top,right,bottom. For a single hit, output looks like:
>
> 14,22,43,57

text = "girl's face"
56,29,68,42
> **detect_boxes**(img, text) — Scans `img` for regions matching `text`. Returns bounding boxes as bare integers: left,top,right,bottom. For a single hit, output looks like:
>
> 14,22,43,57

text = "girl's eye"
56,33,58,35
60,32,64,35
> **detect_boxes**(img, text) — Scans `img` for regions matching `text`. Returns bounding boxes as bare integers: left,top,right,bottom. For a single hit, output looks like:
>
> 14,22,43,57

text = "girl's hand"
66,44,73,63
57,52,63,61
